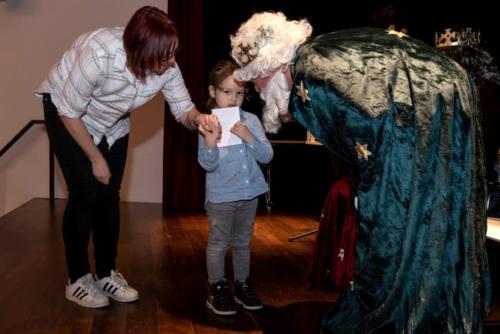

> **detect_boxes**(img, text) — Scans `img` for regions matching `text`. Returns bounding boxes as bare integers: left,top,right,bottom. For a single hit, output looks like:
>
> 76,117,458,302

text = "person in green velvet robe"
229,11,491,333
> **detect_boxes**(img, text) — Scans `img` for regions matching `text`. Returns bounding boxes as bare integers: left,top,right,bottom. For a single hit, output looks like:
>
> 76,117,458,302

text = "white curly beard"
259,71,292,133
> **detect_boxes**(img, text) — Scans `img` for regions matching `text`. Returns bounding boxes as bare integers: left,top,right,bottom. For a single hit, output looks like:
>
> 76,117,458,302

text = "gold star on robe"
387,30,407,38
355,142,372,160
296,81,310,103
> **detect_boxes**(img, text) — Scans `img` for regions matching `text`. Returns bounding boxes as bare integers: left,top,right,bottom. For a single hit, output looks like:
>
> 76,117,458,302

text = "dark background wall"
202,0,499,213
204,0,499,66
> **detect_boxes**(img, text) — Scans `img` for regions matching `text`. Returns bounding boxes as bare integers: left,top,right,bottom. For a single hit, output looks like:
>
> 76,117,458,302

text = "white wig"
230,12,312,81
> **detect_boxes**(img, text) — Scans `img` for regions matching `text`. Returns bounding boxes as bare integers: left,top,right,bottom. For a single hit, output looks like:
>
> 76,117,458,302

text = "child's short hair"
206,60,247,111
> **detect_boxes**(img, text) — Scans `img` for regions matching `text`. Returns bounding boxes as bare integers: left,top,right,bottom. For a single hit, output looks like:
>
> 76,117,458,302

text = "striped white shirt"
36,27,194,147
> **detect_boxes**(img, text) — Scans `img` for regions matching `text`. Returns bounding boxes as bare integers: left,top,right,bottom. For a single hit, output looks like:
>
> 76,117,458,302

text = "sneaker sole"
234,297,263,310
103,292,139,303
206,300,237,316
65,294,109,308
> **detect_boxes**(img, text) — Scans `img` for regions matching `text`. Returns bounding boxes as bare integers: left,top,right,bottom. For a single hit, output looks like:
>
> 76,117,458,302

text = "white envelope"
211,107,242,147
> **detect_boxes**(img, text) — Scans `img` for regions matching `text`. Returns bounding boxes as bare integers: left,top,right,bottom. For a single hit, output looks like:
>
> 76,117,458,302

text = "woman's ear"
208,85,216,98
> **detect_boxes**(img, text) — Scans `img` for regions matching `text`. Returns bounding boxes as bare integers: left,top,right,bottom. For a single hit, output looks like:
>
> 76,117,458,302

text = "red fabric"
305,177,357,291
163,0,205,213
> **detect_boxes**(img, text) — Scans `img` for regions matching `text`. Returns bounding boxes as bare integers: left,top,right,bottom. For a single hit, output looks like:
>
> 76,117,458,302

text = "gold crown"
232,26,274,67
435,27,481,48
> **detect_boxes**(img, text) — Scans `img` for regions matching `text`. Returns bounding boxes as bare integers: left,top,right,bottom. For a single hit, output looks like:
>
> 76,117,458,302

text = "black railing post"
49,143,55,210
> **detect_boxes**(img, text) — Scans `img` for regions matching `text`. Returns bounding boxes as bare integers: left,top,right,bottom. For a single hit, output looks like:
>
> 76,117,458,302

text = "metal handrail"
0,120,55,207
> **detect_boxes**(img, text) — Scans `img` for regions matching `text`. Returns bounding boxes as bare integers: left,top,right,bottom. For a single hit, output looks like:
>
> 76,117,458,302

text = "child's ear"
209,85,216,98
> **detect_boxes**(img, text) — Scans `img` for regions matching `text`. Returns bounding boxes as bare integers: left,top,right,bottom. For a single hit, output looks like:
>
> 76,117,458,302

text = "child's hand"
196,114,222,140
230,121,253,143
198,124,219,148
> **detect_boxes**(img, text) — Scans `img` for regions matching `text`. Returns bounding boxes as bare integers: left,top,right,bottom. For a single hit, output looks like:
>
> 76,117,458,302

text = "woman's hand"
91,157,112,185
60,116,112,185
230,121,253,143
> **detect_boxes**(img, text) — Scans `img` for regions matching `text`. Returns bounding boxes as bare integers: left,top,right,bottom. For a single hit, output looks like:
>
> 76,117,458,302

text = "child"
198,60,273,316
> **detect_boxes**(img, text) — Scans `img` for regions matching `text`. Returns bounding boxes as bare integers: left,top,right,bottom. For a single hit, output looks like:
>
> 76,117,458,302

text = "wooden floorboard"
0,199,499,333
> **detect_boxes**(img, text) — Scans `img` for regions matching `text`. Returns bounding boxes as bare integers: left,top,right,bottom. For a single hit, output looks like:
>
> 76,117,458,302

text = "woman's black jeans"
42,94,128,282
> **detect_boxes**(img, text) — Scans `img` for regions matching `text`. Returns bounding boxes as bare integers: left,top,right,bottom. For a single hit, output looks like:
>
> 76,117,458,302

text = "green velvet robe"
290,27,491,333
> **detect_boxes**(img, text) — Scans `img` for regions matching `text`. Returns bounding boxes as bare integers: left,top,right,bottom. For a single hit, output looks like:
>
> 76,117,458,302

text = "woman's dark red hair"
123,6,178,80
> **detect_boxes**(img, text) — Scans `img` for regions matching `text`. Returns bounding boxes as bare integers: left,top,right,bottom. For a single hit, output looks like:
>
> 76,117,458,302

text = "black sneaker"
206,280,237,316
234,279,263,310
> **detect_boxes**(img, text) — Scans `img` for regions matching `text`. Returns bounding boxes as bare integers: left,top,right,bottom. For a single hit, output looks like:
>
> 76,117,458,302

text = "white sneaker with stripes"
65,273,110,308
94,270,139,302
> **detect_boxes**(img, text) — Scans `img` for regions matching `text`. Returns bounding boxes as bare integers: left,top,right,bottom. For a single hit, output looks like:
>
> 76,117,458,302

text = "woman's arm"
60,116,111,185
